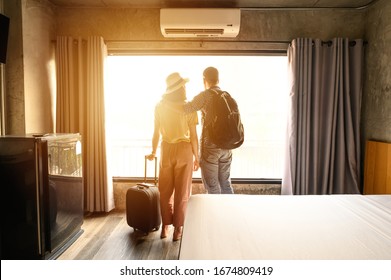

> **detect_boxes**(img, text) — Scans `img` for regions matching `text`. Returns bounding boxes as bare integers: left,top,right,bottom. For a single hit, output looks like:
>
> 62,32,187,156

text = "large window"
105,55,288,179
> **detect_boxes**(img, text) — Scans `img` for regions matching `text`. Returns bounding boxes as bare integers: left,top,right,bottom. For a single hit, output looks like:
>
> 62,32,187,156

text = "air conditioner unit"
160,8,240,38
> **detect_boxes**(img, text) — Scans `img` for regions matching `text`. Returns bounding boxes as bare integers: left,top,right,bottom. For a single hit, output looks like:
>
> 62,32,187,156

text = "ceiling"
48,0,377,9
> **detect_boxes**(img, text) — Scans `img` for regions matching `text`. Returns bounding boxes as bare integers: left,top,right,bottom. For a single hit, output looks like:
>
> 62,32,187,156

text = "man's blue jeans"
200,139,233,194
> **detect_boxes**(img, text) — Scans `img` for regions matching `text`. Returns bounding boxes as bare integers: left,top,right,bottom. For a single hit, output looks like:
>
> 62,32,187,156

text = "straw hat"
164,72,189,94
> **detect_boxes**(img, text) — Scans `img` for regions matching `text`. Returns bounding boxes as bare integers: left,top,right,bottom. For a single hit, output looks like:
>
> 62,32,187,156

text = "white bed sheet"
179,194,391,260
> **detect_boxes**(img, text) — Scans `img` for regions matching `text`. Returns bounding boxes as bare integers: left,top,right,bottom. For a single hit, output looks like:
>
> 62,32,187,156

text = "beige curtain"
56,36,114,212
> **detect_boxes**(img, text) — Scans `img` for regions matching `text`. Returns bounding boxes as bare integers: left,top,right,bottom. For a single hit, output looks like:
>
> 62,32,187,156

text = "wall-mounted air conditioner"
160,8,241,38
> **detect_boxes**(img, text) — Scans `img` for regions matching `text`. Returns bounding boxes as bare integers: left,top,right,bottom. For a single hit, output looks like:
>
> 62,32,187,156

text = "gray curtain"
282,38,364,195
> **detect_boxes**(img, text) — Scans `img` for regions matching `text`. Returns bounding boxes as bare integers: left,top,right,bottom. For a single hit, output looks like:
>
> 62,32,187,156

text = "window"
105,55,288,179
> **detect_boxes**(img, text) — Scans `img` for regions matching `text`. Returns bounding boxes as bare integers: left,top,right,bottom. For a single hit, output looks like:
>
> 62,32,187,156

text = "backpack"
205,89,244,149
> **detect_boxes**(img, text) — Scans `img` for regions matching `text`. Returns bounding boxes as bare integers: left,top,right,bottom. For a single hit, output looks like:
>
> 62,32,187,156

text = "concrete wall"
55,8,366,42
364,0,391,144
4,0,56,134
22,0,56,134
4,0,25,134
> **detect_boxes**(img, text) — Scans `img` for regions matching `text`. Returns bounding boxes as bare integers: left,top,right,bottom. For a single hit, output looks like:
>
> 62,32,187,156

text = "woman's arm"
189,124,199,171
146,121,160,161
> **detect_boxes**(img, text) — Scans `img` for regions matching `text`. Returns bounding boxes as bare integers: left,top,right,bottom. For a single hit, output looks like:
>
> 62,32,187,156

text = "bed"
179,194,391,260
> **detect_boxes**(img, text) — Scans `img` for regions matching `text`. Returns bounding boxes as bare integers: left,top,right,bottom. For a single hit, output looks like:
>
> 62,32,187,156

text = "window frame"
113,177,282,185
106,41,288,184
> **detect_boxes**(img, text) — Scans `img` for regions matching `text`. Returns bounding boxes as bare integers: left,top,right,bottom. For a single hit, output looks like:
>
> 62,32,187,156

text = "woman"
146,72,199,241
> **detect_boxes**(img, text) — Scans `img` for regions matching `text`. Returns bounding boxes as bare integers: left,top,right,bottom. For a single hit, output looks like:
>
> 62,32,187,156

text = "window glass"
105,55,288,179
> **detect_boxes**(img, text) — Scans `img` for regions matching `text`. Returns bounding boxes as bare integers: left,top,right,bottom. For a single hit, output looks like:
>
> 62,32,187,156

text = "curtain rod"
105,39,367,45
52,38,292,45
288,39,368,47
321,40,368,46
106,40,290,55
104,39,291,44
53,39,367,46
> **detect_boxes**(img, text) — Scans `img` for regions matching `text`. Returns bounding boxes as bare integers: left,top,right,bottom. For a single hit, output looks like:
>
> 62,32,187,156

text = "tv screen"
0,13,10,64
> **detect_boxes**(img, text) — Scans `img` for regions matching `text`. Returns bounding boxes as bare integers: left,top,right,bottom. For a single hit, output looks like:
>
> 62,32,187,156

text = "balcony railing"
107,138,284,179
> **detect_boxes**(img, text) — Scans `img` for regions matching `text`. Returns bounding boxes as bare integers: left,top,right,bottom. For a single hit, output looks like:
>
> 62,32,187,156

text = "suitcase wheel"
133,228,149,236
132,226,160,235
152,226,160,232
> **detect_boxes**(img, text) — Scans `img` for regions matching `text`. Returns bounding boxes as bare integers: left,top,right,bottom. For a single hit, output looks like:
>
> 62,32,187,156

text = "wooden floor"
58,210,180,260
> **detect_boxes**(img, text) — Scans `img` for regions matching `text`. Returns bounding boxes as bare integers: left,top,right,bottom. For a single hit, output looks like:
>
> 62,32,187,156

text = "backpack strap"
209,89,233,114
209,88,221,96
201,88,219,144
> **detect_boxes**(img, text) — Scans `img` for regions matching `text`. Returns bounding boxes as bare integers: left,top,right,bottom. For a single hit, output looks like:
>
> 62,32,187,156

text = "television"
0,13,10,64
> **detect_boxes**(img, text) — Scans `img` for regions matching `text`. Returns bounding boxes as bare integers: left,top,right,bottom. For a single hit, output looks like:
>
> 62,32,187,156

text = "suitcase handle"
137,183,153,189
143,155,157,186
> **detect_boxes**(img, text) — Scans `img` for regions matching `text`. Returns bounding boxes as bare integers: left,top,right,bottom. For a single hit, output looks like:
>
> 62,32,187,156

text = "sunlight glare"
105,55,288,178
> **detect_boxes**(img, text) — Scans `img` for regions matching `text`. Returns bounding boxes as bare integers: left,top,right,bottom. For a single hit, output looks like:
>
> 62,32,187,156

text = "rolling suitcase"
126,156,161,234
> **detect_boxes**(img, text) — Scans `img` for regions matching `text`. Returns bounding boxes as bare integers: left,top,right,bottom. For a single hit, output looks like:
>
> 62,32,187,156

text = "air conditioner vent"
160,9,240,38
164,29,225,36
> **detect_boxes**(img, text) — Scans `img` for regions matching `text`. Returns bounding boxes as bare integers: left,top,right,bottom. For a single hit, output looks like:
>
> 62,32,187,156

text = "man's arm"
184,92,205,114
163,92,205,114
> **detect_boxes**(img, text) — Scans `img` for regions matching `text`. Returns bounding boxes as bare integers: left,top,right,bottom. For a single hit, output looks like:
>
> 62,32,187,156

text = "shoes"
160,225,169,239
161,225,183,241
173,227,183,241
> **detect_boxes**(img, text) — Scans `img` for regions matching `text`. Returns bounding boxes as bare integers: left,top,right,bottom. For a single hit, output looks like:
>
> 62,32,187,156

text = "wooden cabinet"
364,140,391,194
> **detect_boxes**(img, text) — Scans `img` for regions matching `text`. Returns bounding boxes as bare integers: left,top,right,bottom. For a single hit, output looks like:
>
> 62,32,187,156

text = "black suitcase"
126,156,161,234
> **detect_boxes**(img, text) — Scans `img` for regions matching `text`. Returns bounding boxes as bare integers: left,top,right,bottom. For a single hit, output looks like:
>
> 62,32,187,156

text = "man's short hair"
203,67,219,85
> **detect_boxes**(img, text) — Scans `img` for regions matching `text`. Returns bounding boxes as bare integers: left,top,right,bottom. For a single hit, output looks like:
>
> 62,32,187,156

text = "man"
184,67,234,194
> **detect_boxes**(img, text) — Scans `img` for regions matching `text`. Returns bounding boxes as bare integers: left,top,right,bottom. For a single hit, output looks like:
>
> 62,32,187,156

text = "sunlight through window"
105,55,288,179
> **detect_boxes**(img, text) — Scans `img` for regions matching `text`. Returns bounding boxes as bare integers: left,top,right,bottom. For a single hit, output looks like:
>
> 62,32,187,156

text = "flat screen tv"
0,13,10,64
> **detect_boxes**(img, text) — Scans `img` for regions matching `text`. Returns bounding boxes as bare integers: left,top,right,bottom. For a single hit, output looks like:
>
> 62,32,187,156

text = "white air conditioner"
160,8,240,38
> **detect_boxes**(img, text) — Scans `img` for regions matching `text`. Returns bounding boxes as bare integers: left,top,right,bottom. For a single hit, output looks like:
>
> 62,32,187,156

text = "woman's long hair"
162,86,186,102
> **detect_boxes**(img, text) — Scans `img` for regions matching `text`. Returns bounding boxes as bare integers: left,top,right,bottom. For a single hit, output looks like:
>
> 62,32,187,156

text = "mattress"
179,194,391,260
